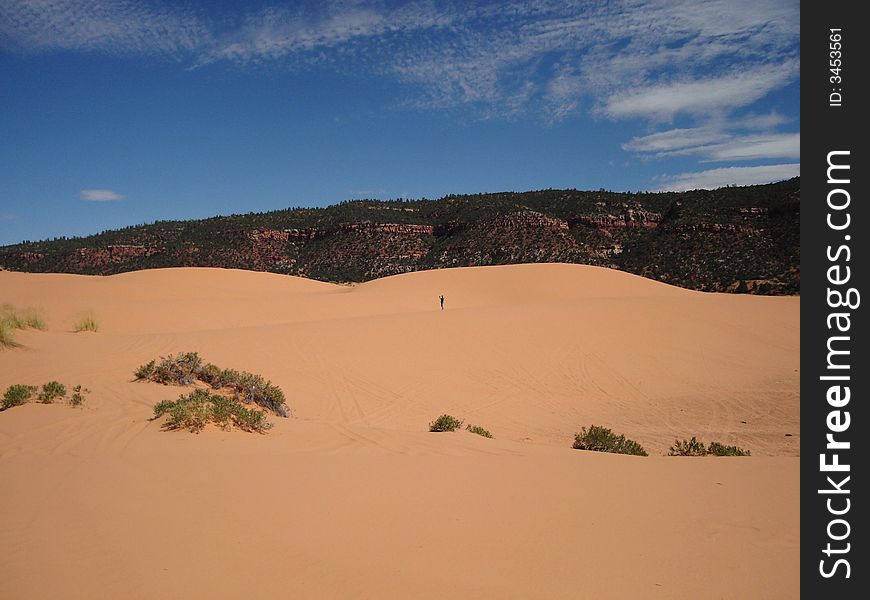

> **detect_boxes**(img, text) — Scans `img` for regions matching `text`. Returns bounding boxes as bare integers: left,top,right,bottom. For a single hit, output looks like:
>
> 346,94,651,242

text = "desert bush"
38,381,66,404
233,374,287,417
135,360,157,380
199,363,223,388
136,352,203,385
232,404,273,433
209,394,237,429
429,414,463,432
466,424,493,438
668,437,708,456
707,441,751,456
161,389,213,433
134,353,289,417
219,368,242,387
68,385,87,407
2,384,37,410
572,425,648,456
153,389,272,433
153,399,176,418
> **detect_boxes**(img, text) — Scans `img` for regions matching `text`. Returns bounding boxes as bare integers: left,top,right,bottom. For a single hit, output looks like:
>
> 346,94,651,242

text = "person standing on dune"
439,295,444,310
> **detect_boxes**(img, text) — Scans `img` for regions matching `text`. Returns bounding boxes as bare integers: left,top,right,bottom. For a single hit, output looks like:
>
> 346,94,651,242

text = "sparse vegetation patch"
38,381,66,404
1,304,47,348
69,385,88,407
668,437,708,456
707,441,751,456
429,414,463,432
73,313,99,332
2,384,37,410
135,352,289,418
2,382,86,410
572,425,648,456
152,388,273,434
668,438,751,456
466,424,493,438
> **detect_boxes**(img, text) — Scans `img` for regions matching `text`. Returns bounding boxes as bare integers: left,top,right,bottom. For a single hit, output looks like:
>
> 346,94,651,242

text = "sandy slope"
0,264,799,598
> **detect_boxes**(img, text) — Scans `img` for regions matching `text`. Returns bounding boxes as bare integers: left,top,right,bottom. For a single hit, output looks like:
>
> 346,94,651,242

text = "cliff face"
0,178,800,294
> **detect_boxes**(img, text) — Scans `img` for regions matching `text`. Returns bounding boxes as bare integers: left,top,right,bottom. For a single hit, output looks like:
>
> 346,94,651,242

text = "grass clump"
2,384,37,410
707,441,751,456
1,304,47,348
572,424,648,456
153,389,273,434
72,313,99,332
134,352,289,418
38,381,66,404
429,414,463,432
466,424,493,438
0,321,17,348
668,437,708,456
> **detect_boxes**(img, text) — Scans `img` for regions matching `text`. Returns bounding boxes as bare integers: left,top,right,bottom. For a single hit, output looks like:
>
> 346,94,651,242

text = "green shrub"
199,363,223,388
429,414,463,432
136,352,203,385
162,389,213,433
135,360,156,380
2,384,37,410
73,313,99,332
572,425,648,456
707,441,751,456
153,388,273,433
209,394,236,429
134,353,289,417
38,381,66,404
219,368,242,388
232,404,273,433
668,437,708,456
466,424,493,438
153,399,176,417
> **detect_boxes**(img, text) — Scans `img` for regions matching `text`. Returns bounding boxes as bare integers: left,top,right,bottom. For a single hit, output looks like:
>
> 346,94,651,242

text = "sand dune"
0,264,799,598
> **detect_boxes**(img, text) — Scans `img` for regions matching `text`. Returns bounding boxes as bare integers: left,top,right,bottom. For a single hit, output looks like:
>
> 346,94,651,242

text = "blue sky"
0,0,800,246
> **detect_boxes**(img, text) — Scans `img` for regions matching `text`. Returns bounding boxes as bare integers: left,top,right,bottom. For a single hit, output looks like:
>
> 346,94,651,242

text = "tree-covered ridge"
0,178,799,294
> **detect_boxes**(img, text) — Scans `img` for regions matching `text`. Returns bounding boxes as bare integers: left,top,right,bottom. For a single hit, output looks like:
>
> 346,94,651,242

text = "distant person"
439,295,444,310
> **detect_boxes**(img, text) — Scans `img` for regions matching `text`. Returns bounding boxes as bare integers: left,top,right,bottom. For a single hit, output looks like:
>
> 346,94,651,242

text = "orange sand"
0,264,799,598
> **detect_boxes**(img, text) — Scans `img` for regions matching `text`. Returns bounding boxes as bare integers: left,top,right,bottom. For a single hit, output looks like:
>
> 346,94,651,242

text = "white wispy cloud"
1,1,799,124
625,129,799,162
623,127,729,155
201,2,454,66
0,0,210,56
656,163,800,192
700,133,799,162
602,61,798,121
80,188,124,201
